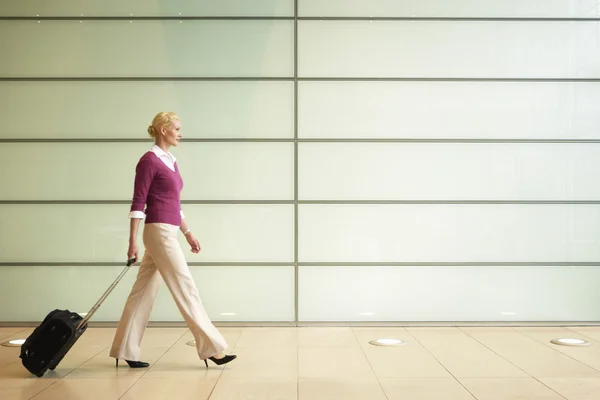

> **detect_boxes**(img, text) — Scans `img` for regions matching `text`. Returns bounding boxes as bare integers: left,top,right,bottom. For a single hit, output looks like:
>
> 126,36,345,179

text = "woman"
109,112,237,369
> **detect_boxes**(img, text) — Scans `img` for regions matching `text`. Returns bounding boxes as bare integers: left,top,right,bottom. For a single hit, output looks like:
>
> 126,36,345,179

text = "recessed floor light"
186,340,196,347
1,339,26,347
369,338,406,347
550,338,591,347
220,313,236,316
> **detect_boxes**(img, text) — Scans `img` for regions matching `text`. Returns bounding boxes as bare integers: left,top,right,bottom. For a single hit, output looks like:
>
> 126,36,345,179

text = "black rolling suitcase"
20,258,136,377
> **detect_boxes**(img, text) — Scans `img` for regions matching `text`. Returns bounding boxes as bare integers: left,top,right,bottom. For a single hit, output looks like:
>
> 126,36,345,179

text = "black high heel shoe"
115,359,150,368
203,354,237,368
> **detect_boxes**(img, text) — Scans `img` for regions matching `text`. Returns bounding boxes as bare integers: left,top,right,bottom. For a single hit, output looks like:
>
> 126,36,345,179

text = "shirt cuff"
129,211,146,219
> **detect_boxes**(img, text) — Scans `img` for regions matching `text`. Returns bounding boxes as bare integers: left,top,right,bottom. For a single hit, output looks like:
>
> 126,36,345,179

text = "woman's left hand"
185,233,201,254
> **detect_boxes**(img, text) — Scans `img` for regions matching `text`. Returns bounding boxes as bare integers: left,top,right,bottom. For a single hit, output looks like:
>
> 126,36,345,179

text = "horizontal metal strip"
0,262,598,267
1,16,599,22
2,138,600,144
0,77,294,82
299,200,600,204
0,200,294,205
1,77,600,82
301,77,600,82
0,262,295,267
299,139,600,143
293,321,600,327
298,17,600,22
300,262,600,267
0,138,294,143
1,200,599,205
0,16,295,21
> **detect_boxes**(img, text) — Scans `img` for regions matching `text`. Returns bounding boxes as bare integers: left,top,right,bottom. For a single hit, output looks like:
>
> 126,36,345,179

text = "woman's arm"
128,217,143,261
127,156,155,262
179,218,201,254
179,218,190,235
130,156,155,215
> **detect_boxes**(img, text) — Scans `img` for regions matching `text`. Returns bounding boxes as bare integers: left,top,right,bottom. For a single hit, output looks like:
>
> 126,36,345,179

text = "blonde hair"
147,112,180,138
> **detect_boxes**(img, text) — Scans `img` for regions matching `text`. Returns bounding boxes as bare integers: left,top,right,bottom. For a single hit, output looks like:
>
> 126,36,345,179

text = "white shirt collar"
151,144,176,162
150,144,176,171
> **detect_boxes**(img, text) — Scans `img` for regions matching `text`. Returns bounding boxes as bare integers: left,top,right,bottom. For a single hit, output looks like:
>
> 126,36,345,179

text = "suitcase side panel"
46,325,87,371
20,310,85,377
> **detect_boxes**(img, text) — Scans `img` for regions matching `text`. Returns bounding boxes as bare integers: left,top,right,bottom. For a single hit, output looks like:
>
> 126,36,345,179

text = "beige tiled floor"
1,326,600,399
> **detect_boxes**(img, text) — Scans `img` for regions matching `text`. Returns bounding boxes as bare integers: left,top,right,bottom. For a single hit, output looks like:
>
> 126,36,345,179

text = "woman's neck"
155,141,170,154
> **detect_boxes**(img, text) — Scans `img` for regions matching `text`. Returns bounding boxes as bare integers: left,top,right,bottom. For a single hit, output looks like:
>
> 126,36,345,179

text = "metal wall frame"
2,16,600,21
2,4,600,323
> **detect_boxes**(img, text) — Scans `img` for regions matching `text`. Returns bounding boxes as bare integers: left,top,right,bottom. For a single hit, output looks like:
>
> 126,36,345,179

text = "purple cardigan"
130,152,184,226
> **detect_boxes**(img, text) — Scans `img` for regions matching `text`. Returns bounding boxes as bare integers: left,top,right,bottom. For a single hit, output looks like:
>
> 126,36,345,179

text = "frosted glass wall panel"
298,81,600,140
0,265,294,322
0,81,294,139
298,21,600,78
298,266,600,321
298,204,600,262
0,0,293,17
0,204,293,263
0,21,293,77
0,142,294,200
299,143,600,200
299,0,599,18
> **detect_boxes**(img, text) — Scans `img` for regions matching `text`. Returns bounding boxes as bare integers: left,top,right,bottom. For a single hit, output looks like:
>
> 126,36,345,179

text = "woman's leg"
143,223,228,360
109,250,161,361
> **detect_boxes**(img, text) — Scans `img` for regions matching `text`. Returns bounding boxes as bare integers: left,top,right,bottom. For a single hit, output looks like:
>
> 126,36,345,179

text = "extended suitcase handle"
76,257,137,330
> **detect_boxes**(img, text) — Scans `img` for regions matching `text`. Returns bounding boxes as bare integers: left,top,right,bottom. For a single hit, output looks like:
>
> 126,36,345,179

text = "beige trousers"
110,223,227,361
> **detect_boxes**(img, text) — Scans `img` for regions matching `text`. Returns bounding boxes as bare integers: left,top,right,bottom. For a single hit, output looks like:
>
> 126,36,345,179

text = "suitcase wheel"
49,366,56,370
35,372,45,378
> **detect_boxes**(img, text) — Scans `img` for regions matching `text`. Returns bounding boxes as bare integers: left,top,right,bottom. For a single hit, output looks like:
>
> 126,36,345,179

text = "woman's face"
162,119,182,147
